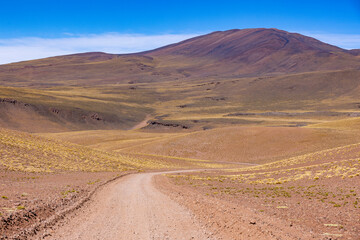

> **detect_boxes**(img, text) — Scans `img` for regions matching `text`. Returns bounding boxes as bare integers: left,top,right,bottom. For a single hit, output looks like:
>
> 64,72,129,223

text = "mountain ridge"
141,28,358,77
144,28,346,58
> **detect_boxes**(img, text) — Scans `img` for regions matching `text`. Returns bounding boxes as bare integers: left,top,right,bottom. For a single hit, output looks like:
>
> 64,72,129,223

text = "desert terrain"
1,28,360,239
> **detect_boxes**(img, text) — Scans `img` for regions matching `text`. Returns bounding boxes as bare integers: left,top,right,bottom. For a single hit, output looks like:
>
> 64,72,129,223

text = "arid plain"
1,28,360,239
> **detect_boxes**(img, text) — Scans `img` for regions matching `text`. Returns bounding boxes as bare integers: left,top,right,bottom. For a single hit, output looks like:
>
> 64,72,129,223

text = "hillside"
0,85,154,132
163,140,360,239
0,28,359,88
0,128,161,172
0,28,359,132
146,28,360,76
40,125,360,167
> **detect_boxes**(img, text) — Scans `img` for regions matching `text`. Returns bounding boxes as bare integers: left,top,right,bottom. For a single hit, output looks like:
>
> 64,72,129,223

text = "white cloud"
299,32,360,50
0,33,199,64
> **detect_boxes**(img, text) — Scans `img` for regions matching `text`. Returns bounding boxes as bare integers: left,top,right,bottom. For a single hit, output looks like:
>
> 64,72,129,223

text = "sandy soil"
156,174,316,240
121,126,360,165
3,153,358,239
157,142,360,240
0,171,126,239
40,169,338,240
45,172,215,240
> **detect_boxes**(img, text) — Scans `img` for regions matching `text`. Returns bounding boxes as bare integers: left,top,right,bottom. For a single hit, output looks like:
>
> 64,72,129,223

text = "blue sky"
0,0,359,64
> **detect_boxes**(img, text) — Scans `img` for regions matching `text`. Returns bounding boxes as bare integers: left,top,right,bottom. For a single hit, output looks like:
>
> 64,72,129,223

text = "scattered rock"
148,121,189,129
90,113,102,121
177,105,188,108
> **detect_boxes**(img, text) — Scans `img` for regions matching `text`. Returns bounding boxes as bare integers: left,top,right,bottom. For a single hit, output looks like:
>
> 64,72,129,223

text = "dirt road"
129,114,152,130
47,172,215,240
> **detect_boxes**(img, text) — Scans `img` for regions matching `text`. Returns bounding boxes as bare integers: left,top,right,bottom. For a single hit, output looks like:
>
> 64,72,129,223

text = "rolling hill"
0,28,359,132
1,28,359,87
145,28,360,76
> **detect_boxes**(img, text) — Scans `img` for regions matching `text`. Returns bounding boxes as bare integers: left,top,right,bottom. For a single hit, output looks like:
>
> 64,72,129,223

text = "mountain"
0,28,359,132
145,28,359,76
148,28,344,58
349,49,360,56
0,28,359,87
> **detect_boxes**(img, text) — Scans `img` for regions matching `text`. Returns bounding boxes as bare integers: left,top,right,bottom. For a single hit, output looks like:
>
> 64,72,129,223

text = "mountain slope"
349,49,360,56
146,28,359,76
147,28,344,59
0,28,359,132
0,28,358,87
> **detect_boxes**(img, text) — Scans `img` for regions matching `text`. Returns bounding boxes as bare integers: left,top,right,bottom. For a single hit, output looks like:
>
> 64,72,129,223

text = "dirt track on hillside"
129,114,152,130
45,172,215,240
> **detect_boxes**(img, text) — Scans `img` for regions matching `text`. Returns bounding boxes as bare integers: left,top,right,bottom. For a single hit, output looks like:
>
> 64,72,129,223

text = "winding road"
48,172,215,240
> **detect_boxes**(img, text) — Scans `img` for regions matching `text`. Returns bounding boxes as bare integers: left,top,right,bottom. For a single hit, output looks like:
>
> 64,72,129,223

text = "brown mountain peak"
147,28,344,60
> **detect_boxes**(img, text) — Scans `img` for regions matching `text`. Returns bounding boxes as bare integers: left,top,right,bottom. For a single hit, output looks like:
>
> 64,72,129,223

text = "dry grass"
1,63,360,133
105,126,360,165
173,141,360,184
307,117,360,130
0,128,229,172
0,129,165,172
167,140,360,212
165,139,360,238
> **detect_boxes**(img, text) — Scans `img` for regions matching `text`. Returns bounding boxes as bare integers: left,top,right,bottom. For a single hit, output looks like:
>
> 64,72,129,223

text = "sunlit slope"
2,67,360,133
306,117,360,130
40,130,181,151
122,127,360,164
41,126,360,165
171,140,360,188
167,130,360,239
0,128,229,172
0,128,133,172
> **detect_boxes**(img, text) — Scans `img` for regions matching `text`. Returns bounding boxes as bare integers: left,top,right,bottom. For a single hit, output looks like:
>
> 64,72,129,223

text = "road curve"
47,172,215,240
